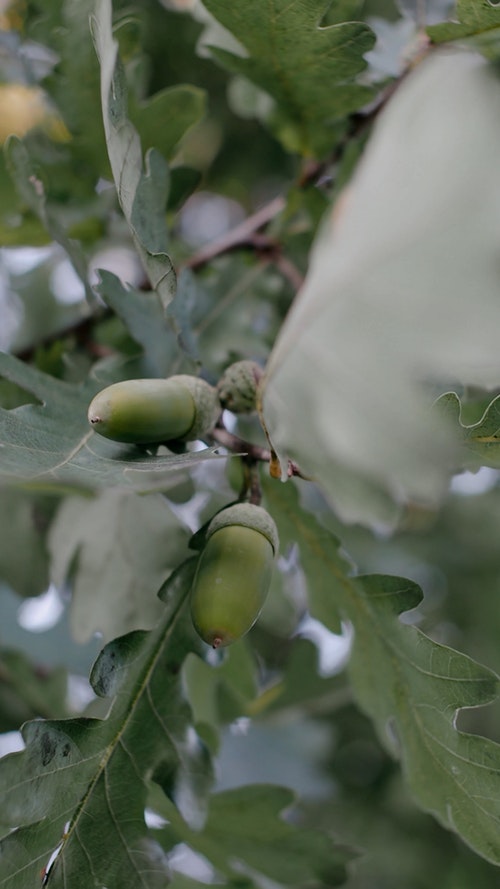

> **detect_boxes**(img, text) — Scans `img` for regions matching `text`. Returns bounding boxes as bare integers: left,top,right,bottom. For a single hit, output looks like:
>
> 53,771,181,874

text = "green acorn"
190,502,279,648
216,360,264,413
87,376,220,445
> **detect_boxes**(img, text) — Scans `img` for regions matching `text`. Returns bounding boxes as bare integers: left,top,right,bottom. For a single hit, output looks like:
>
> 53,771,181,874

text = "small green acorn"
87,376,220,445
190,502,279,648
216,360,264,413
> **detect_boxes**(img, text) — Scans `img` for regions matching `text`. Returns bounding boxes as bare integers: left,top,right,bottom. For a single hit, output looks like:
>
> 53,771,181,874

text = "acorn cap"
170,375,221,440
217,360,264,413
206,502,279,555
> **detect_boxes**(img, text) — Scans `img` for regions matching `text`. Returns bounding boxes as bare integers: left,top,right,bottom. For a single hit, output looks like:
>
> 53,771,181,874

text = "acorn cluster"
87,360,264,446
88,363,276,647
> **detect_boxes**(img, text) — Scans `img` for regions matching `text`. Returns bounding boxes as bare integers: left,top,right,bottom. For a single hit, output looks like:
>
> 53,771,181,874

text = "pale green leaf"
200,0,375,157
0,561,213,888
0,352,219,490
262,51,500,528
90,0,176,308
48,489,190,643
0,488,52,597
264,477,500,864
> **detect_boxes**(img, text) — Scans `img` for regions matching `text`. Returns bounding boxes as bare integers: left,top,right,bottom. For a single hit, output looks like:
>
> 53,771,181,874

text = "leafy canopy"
2,0,500,887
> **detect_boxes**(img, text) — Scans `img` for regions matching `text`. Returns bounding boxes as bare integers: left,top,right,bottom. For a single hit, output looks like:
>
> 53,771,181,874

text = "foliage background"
1,0,500,887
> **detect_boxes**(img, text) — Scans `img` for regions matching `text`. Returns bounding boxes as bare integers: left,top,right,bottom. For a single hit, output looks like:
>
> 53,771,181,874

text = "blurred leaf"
7,253,84,357
0,581,102,677
49,489,191,643
4,137,95,306
0,0,111,250
0,648,67,731
0,560,213,888
195,256,284,376
0,488,53,598
264,477,500,864
200,0,375,157
437,391,500,471
95,269,194,377
262,52,500,528
129,85,206,161
429,0,500,57
91,0,180,309
397,0,453,25
161,256,282,380
30,0,109,182
167,166,202,212
256,638,350,718
168,877,216,889
183,642,258,741
152,783,353,886
0,351,220,490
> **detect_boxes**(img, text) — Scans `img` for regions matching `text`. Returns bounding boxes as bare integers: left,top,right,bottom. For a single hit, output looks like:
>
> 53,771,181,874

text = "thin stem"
211,425,309,480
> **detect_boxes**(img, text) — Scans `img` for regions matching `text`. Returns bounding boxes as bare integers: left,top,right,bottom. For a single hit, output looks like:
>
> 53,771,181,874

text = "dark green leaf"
264,477,500,864
0,560,213,888
201,0,375,157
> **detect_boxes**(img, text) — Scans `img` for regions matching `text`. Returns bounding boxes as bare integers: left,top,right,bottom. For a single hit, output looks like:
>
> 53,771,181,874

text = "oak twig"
210,425,308,480
183,195,285,271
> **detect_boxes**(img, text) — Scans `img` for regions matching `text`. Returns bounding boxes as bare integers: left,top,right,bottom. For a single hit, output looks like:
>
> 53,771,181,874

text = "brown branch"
210,425,309,480
273,253,304,292
183,195,286,271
